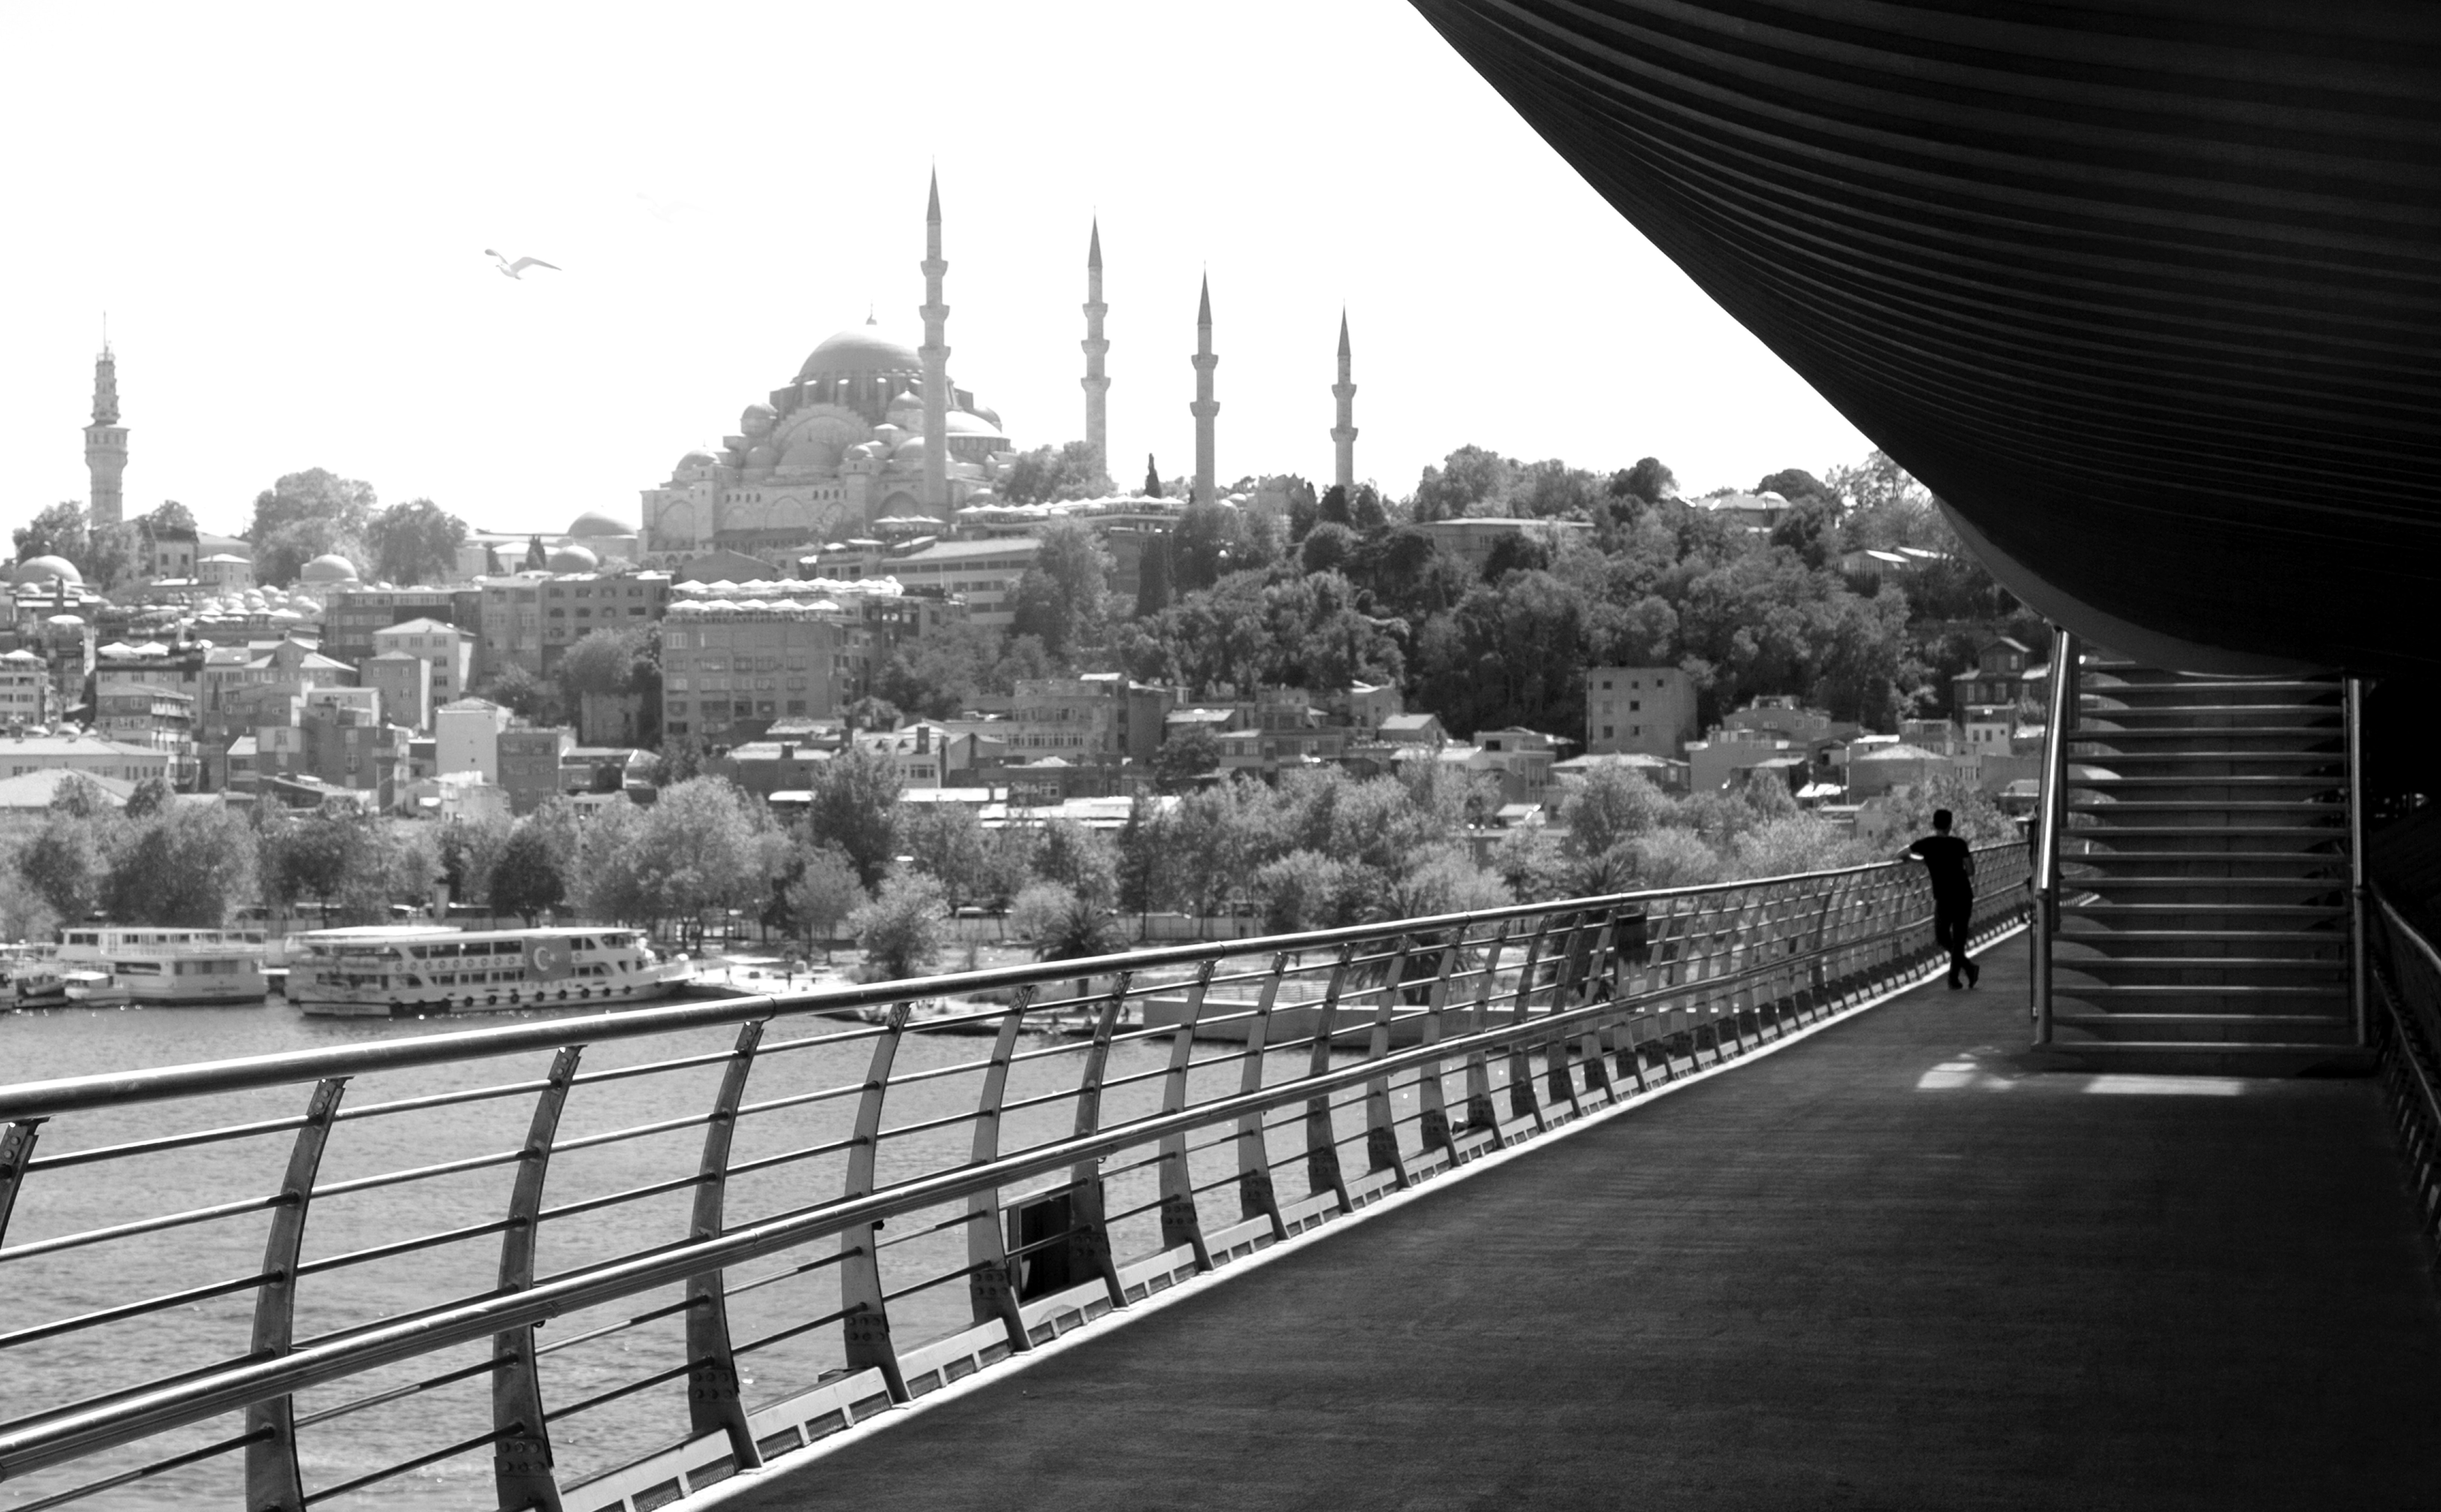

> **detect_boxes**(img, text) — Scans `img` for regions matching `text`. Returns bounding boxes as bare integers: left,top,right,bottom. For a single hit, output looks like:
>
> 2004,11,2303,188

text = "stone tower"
919,170,951,516
1190,275,1219,505
1081,219,1110,475
85,341,128,532
1331,310,1358,494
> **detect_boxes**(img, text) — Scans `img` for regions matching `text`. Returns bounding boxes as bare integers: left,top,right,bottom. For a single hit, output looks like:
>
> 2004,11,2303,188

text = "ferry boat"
107,949,268,1005
288,926,694,1018
54,926,271,967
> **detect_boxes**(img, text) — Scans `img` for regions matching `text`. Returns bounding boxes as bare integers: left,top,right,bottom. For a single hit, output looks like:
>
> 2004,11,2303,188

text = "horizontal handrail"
0,856,1938,1122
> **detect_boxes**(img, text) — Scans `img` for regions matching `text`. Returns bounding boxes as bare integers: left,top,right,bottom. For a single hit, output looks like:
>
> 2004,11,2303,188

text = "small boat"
288,925,695,1018
63,969,132,1008
0,944,69,1008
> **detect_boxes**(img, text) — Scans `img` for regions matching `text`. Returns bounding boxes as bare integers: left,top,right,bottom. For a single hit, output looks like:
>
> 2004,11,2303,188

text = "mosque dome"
547,544,600,573
892,436,927,463
300,554,359,585
739,403,777,437
745,444,779,470
976,405,1003,429
568,510,632,538
947,411,1006,440
797,326,923,383
887,387,924,411
15,555,82,586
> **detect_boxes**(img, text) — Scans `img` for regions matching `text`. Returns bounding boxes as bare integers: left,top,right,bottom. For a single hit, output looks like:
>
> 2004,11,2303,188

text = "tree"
123,776,171,820
1033,820,1116,907
1152,727,1220,793
803,747,902,889
899,802,989,910
104,806,259,926
1143,454,1162,498
998,441,1115,505
439,812,515,910
49,773,110,820
625,778,782,941
247,469,377,587
786,844,865,963
842,695,900,733
1134,532,1174,618
477,665,561,725
1011,883,1122,962
13,502,88,572
851,872,946,980
365,499,468,586
1008,520,1110,658
876,621,1000,721
18,816,109,923
488,826,566,924
1615,457,1678,505
1300,521,1358,576
1410,445,1515,522
522,535,548,570
1559,765,1677,859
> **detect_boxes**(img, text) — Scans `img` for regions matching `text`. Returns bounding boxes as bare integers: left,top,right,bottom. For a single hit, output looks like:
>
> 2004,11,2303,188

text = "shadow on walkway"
721,934,2441,1511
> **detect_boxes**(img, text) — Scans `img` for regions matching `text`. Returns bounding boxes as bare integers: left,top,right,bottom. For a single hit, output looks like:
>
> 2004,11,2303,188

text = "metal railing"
2368,888,2441,1251
0,848,2028,1512
2029,625,2079,1042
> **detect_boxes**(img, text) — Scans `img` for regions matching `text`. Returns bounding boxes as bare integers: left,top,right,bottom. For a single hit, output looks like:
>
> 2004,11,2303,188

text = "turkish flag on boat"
525,938,572,982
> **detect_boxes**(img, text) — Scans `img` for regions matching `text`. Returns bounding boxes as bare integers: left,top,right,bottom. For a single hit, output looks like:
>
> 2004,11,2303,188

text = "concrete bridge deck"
719,938,2441,1511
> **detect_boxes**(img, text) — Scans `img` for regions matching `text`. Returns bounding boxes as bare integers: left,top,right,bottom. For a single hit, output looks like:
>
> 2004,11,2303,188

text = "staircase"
2041,652,2368,1073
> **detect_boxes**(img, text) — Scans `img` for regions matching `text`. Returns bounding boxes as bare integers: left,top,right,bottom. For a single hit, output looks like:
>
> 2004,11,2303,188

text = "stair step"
2063,903,2347,919
2053,927,2342,945
2028,1042,2374,1075
2080,676,2337,693
2062,877,2342,889
2054,984,2347,1000
2070,776,2341,789
2066,850,2342,863
2062,725,2341,739
2061,750,2343,764
2060,827,2343,843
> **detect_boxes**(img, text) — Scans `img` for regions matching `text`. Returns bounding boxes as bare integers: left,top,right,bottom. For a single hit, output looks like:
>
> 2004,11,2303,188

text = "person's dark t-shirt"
1907,834,1974,903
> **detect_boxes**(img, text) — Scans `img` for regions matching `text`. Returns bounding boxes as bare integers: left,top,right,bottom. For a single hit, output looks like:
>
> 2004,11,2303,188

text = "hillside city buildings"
9,180,2036,836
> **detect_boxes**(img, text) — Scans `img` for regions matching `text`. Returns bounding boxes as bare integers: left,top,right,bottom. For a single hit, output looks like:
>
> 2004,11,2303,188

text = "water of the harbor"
1,996,1387,1509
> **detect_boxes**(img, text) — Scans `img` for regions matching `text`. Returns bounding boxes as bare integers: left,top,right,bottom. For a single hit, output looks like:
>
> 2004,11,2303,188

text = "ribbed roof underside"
1411,0,2441,673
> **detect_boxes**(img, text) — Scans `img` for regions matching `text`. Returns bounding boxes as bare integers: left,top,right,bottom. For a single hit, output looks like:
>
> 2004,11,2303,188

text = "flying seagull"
485,249,561,280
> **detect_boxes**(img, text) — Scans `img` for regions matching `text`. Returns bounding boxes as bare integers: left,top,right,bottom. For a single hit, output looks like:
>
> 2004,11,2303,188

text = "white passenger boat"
288,926,695,1018
62,969,132,1008
107,949,268,1005
51,926,271,1005
55,926,271,966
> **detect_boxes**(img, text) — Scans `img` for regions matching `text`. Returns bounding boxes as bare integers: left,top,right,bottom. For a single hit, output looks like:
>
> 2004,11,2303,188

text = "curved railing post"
244,1076,346,1512
0,1118,41,1250
1412,935,1464,1159
1234,952,1293,1237
1158,963,1216,1268
839,1006,912,1402
684,1020,764,1470
1066,971,1135,1306
2032,626,2077,1041
1363,936,1415,1186
1571,913,1623,1104
968,986,1038,1349
1460,925,1511,1134
1303,946,1358,1212
1505,919,1555,1129
496,1045,582,1512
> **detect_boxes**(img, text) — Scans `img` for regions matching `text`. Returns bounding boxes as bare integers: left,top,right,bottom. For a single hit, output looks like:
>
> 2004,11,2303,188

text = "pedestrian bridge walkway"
720,937,2441,1512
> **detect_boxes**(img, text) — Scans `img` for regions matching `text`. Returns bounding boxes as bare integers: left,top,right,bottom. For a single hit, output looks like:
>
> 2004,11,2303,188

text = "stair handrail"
2346,676,2369,1046
2030,626,2078,1042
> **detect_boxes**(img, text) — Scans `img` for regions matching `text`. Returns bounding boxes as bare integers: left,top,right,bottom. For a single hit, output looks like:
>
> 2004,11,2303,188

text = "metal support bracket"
245,1077,347,1512
495,1046,582,1512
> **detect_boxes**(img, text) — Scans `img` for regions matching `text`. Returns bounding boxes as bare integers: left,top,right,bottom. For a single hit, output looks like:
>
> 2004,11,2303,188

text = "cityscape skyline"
2,1,1872,545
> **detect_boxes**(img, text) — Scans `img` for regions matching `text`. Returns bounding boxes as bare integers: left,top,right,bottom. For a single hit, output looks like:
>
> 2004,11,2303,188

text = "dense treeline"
879,447,2042,739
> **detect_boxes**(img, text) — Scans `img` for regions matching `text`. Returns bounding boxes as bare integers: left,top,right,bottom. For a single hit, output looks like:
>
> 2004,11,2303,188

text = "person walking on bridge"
1903,809,1979,989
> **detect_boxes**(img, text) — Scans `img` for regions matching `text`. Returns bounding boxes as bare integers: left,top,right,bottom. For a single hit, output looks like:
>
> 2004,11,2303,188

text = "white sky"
0,0,1871,544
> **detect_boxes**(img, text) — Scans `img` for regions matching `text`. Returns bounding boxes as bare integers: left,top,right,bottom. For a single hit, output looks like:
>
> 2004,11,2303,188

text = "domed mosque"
640,174,1017,560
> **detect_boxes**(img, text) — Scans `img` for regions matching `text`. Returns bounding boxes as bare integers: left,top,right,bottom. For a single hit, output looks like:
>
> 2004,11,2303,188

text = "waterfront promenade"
723,939,2441,1511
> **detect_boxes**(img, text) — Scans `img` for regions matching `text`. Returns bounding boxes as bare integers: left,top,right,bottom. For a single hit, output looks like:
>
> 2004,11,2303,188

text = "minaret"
1081,219,1110,475
1331,309,1358,494
1190,275,1219,505
85,340,128,532
918,170,952,517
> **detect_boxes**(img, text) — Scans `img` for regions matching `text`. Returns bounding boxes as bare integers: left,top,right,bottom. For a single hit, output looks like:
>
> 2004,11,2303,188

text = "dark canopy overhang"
1412,0,2441,674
